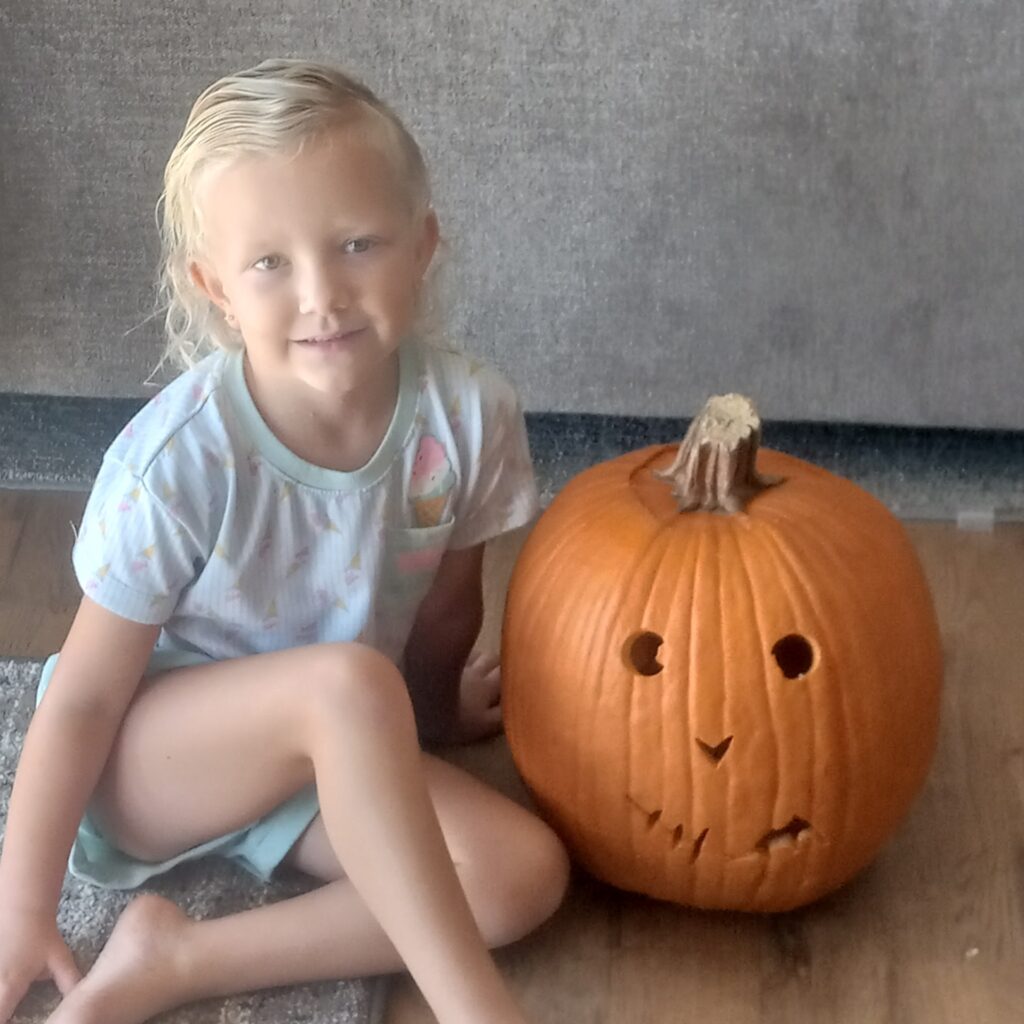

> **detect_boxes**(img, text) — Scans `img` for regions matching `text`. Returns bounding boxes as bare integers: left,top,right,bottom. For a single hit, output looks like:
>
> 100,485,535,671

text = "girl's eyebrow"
236,235,279,253
239,225,371,254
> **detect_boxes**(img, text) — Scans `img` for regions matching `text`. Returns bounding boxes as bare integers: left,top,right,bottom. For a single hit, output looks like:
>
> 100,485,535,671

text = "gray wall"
1,1,1022,428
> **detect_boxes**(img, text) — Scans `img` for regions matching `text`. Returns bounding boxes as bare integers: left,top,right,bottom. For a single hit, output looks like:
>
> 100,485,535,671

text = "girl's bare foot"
46,893,194,1024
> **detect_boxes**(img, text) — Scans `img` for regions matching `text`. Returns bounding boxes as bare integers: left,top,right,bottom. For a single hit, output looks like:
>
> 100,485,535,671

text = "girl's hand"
451,650,503,744
0,908,81,1021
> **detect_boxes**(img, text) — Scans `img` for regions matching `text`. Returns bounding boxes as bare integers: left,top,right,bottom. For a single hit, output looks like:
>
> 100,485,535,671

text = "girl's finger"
0,979,28,1024
49,945,82,996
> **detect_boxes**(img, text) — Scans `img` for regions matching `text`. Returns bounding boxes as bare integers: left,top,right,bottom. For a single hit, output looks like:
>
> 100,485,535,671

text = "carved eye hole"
772,634,815,679
623,631,664,676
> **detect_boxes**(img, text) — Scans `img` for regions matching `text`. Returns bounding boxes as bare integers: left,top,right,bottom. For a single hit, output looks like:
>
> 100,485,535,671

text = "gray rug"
0,658,388,1024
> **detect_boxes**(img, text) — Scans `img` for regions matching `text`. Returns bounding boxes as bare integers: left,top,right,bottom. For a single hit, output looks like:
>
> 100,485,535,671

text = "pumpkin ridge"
577,489,644,841
714,524,732,908
588,517,639,843
656,511,708,895
685,515,711,900
759,506,893,903
724,519,779,903
752,520,830,907
739,524,792,903
647,530,678,865
758,516,851,906
506,477,640,832
619,516,675,870
766,497,886,893
768,499,888,808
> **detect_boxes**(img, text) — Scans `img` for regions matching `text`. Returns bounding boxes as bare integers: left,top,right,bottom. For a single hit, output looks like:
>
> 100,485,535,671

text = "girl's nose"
297,264,350,315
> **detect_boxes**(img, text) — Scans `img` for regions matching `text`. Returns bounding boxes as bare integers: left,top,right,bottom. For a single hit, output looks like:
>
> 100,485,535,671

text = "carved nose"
696,736,733,765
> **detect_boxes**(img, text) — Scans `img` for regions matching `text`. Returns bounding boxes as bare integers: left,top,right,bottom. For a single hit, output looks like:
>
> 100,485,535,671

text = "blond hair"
148,57,441,379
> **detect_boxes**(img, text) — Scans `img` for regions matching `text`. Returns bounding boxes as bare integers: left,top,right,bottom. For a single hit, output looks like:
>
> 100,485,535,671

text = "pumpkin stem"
654,394,782,513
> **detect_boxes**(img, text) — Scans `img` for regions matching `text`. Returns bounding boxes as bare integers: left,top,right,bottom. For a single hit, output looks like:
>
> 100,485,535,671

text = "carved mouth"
628,798,812,858
756,816,811,850
627,796,707,861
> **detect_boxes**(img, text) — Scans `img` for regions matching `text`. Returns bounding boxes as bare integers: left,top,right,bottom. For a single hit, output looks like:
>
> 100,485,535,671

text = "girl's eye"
253,255,282,272
343,238,374,255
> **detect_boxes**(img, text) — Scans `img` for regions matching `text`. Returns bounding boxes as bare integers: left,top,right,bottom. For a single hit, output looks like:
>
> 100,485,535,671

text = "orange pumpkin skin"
502,444,942,912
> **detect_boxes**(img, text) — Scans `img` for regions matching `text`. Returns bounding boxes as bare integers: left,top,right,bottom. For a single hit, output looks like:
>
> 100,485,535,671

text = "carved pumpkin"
502,395,942,912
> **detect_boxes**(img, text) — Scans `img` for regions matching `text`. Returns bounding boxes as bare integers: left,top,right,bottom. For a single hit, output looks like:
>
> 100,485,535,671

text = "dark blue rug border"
1,393,1021,520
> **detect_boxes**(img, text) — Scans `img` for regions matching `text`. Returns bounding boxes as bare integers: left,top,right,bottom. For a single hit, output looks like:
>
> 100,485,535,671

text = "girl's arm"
0,596,160,912
401,543,490,745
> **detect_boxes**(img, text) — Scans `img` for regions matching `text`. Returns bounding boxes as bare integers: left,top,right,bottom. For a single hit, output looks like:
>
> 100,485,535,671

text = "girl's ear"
189,259,234,319
416,210,440,276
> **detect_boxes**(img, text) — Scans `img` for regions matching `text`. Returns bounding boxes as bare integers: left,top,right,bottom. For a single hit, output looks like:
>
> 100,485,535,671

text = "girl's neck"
242,349,401,474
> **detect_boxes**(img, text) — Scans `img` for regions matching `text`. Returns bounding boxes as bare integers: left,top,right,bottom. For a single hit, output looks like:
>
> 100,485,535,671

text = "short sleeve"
448,376,540,550
71,457,205,625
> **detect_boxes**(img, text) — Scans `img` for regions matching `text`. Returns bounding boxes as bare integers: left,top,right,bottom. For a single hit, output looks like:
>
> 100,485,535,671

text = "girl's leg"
48,642,565,1024
48,758,568,1024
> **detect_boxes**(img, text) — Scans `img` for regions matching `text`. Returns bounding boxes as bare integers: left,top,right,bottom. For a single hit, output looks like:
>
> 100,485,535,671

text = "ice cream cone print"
409,435,455,528
345,552,362,585
414,494,448,527
286,545,311,578
296,620,319,644
118,486,142,512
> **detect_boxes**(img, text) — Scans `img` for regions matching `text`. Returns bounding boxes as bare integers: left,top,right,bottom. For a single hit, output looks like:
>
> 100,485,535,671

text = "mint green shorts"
36,648,321,891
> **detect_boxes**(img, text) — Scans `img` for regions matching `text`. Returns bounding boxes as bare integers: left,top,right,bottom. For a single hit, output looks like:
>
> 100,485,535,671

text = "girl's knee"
481,817,571,945
306,642,415,736
523,819,572,923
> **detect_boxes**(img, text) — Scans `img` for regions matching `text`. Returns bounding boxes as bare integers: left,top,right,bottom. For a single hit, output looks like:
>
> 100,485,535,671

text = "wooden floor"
1,488,1022,1023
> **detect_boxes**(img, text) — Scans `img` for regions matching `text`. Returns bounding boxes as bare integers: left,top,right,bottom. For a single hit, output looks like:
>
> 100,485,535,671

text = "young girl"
0,58,569,1024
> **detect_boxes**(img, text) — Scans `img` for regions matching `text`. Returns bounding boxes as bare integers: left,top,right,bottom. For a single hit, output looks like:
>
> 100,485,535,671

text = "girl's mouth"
297,328,366,349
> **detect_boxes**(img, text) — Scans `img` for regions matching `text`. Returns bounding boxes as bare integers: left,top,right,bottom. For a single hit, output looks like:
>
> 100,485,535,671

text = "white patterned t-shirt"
69,340,539,666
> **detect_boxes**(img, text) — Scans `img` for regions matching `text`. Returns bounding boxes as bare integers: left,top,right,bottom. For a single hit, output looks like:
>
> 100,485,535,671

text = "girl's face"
189,123,438,398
